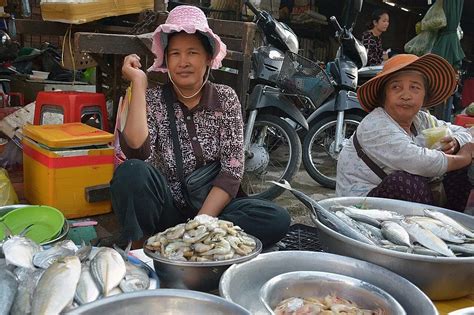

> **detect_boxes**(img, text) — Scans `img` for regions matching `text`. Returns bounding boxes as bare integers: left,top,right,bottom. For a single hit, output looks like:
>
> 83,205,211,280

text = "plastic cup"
422,126,449,149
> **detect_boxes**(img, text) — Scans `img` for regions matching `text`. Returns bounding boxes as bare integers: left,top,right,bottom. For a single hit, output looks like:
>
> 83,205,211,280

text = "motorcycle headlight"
269,49,284,60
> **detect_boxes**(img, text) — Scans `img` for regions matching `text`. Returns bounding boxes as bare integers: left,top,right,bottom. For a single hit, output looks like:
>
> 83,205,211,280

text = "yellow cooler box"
23,123,114,218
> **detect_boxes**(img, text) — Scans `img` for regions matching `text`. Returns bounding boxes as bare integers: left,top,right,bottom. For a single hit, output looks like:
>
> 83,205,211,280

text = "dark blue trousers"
110,159,291,247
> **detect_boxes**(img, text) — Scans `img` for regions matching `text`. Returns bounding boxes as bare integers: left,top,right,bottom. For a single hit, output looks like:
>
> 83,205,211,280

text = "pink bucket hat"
147,5,227,73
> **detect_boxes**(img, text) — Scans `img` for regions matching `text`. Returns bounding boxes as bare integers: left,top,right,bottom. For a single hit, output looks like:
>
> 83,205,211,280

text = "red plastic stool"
454,114,474,128
34,91,109,131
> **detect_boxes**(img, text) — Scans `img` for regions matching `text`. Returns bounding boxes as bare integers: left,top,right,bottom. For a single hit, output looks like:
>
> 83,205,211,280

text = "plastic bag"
415,126,452,150
421,0,447,31
404,30,438,56
0,168,19,206
0,141,23,170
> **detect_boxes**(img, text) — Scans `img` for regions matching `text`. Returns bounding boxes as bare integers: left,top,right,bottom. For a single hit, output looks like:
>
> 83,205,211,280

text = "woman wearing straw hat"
336,53,474,211
110,5,290,248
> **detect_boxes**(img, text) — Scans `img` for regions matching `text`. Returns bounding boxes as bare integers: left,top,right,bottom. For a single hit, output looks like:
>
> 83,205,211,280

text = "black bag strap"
353,130,387,180
163,84,185,183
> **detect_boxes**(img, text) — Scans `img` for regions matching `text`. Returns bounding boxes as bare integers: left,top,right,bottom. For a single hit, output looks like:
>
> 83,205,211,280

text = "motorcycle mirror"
341,0,363,29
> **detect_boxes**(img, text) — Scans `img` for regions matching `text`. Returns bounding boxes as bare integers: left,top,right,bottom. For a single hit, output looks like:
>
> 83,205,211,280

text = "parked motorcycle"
301,0,368,189
240,0,309,200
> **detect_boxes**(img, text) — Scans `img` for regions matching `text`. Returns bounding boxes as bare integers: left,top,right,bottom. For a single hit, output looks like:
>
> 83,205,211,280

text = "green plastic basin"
0,205,65,244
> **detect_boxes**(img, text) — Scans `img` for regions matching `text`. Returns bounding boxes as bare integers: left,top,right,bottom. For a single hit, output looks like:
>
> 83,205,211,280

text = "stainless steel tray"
316,197,474,300
219,251,437,314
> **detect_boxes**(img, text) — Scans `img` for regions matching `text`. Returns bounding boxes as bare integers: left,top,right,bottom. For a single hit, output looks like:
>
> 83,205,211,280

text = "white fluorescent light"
400,7,410,11
385,1,396,6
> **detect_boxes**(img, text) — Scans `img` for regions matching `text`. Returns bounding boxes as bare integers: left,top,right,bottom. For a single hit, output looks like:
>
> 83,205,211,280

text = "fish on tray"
1,235,157,315
271,180,474,258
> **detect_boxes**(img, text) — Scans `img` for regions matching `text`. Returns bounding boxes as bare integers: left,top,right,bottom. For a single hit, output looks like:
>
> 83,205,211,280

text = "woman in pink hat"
337,53,474,212
110,5,290,248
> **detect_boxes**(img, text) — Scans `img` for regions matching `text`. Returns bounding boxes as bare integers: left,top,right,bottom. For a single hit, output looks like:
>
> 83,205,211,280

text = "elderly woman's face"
383,71,426,124
166,32,211,90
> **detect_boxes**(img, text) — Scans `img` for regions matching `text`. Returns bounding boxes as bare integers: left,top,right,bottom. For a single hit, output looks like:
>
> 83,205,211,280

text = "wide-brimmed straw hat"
147,5,227,73
358,53,456,112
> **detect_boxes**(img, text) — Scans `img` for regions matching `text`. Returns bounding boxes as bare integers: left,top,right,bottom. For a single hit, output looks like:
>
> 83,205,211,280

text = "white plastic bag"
404,30,438,56
421,0,447,31
0,168,19,206
415,126,452,150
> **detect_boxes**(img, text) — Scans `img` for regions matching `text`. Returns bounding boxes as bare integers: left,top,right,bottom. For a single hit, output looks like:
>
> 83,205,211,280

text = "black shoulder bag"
162,84,220,212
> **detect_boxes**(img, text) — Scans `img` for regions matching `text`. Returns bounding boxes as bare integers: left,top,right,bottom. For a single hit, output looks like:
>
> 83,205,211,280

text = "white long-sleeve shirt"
336,107,472,197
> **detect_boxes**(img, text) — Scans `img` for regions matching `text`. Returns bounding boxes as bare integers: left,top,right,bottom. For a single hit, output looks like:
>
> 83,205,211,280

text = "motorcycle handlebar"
244,0,260,16
329,16,343,33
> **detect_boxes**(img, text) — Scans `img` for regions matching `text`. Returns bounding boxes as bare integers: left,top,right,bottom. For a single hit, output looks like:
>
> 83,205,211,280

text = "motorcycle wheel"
302,114,364,189
241,114,302,200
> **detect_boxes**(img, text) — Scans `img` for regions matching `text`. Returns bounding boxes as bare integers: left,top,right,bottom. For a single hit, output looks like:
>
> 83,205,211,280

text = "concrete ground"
92,166,336,246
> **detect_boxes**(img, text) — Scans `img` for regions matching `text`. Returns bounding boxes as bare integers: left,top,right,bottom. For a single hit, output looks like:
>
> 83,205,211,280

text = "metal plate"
66,289,250,315
219,251,437,315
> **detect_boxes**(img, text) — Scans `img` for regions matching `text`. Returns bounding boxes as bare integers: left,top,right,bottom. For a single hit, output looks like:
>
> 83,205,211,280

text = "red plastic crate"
454,114,474,128
34,91,109,131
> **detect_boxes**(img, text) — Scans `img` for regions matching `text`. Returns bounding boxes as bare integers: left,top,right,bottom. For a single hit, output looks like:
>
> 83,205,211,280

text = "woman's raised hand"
122,54,147,85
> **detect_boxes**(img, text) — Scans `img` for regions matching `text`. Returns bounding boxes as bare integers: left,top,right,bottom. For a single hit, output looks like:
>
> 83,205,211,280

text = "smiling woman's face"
383,70,427,125
166,32,211,92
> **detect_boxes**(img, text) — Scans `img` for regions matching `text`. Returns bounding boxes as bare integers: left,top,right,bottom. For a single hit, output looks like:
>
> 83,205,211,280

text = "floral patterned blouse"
119,82,244,208
362,30,383,66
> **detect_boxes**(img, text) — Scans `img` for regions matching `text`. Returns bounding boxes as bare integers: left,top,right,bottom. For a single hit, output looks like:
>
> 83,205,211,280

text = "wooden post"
154,0,166,11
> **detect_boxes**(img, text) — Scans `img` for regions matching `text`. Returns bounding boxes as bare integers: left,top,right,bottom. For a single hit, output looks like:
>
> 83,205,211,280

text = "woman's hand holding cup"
441,136,460,154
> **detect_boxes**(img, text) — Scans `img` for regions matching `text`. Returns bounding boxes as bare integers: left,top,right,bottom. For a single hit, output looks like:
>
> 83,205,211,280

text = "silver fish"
107,286,123,296
270,180,376,245
381,221,412,247
3,235,41,269
409,217,466,244
10,268,44,315
342,210,381,227
31,256,81,315
382,244,441,257
113,242,150,292
75,242,93,262
423,209,474,238
75,261,100,305
401,220,455,257
119,262,150,292
448,243,474,256
358,222,384,240
90,248,126,296
335,211,381,244
33,243,76,269
0,269,18,315
340,206,405,221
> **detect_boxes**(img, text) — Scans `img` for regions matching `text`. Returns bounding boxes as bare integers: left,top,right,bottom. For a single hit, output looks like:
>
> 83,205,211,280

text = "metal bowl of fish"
144,215,263,292
65,289,250,314
1,241,159,315
313,197,474,300
260,271,405,314
219,251,436,314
